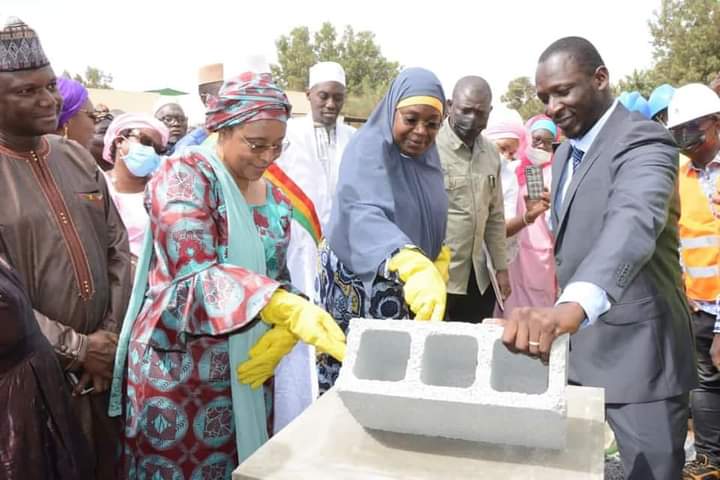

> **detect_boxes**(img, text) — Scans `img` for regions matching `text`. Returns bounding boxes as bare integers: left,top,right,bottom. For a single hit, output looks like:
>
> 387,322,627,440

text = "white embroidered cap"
309,62,346,89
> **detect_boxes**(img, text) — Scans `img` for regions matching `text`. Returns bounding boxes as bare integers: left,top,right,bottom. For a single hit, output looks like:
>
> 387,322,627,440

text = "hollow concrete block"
336,319,569,449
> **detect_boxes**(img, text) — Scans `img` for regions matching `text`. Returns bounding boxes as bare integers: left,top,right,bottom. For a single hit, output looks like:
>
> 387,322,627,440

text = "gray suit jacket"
551,104,696,404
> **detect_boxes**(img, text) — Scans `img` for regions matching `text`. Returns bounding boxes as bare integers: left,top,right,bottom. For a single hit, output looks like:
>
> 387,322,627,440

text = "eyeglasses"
93,110,113,124
672,117,708,133
531,136,554,150
670,115,716,149
159,115,188,126
78,109,99,123
238,133,290,155
399,114,442,131
126,133,167,155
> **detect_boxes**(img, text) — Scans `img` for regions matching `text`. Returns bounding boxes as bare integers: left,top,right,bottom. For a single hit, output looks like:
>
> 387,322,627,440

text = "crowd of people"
2,14,720,480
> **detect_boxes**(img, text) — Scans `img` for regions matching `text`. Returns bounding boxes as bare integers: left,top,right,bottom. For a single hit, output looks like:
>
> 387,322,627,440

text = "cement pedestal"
233,385,605,479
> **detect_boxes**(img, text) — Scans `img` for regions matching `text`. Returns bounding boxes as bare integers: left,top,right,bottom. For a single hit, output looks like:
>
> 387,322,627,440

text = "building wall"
88,88,311,125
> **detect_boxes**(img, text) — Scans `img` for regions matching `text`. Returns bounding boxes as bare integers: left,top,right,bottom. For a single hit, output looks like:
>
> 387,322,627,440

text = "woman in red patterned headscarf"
111,73,345,479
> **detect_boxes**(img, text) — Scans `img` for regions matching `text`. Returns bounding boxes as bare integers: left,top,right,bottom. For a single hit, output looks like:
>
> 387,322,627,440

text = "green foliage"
62,66,113,89
614,0,720,94
271,26,316,91
649,0,720,85
500,76,545,121
343,90,383,119
272,22,400,118
614,69,657,97
338,26,400,96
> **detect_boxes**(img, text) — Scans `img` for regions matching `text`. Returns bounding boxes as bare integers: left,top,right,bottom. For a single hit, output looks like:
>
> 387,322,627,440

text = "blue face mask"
123,142,162,177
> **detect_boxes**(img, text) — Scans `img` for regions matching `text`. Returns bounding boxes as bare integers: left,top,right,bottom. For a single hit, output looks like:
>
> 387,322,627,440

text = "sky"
5,0,662,105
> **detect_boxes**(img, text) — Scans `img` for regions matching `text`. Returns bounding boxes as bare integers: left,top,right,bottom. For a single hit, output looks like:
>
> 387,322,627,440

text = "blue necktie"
571,146,585,172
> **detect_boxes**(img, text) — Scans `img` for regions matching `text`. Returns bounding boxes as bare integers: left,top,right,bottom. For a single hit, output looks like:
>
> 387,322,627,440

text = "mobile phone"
66,371,95,395
525,165,544,200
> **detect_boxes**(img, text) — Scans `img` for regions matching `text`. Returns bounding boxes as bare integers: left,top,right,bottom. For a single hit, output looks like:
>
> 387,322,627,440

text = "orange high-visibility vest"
679,162,720,302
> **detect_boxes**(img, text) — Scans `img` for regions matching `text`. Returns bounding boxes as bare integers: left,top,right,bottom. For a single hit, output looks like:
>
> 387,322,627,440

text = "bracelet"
522,212,534,225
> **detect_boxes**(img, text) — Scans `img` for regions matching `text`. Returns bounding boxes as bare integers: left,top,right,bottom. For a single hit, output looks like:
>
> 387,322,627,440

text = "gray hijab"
327,67,448,284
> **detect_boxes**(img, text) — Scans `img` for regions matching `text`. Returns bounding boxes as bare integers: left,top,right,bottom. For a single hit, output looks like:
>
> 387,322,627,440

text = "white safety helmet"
667,83,720,129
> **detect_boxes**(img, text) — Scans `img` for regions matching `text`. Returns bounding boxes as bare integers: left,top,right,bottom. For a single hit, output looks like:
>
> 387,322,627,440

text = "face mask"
526,146,552,166
674,130,706,152
451,117,477,139
123,142,161,177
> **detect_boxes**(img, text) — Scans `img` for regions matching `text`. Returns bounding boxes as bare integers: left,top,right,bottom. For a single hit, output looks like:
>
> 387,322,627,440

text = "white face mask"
526,146,552,166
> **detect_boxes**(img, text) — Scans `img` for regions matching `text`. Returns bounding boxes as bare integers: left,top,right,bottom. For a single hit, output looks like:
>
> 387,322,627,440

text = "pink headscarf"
516,114,560,186
483,121,527,143
102,113,170,163
484,120,528,170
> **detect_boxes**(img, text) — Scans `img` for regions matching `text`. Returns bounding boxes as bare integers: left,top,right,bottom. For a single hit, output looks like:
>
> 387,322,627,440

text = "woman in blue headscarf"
317,68,450,391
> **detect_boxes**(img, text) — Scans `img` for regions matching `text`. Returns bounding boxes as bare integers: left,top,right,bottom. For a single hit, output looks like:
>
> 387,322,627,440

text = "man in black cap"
0,17,131,479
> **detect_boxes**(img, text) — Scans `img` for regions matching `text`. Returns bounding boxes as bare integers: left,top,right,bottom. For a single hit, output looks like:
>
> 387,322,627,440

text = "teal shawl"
108,145,275,463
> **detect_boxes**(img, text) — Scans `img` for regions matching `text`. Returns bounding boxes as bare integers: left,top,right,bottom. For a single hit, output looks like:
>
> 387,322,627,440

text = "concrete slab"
233,385,605,480
336,320,569,449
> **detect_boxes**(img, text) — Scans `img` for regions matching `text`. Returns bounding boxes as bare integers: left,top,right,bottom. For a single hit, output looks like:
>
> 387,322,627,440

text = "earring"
63,124,69,139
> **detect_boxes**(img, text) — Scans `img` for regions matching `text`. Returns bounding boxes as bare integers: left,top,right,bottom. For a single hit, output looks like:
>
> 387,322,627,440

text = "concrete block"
336,319,569,450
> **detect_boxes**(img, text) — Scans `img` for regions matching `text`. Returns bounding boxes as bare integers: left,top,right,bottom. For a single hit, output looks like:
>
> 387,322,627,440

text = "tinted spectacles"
670,116,714,149
399,114,442,131
93,110,114,124
238,133,290,155
159,115,187,126
78,109,98,123
127,133,167,155
531,136,554,150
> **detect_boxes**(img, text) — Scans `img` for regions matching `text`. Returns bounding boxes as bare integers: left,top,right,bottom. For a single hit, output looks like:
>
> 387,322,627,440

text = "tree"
313,22,340,64
271,26,317,91
615,0,720,93
500,76,545,120
61,66,113,89
648,0,720,86
83,67,113,89
614,69,657,98
271,23,400,116
343,27,400,96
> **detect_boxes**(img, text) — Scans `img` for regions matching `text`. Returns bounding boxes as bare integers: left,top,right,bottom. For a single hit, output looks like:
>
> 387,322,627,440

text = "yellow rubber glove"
388,248,446,321
260,290,346,362
236,325,298,389
433,245,451,284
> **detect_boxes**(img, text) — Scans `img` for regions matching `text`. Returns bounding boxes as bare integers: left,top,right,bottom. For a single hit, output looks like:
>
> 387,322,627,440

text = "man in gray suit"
501,36,696,479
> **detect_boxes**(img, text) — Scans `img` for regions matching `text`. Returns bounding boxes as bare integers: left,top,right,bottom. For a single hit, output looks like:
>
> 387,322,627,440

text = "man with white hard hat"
667,82,720,479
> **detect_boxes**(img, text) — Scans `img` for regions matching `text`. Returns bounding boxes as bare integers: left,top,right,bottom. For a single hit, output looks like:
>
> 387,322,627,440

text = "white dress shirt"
556,102,617,326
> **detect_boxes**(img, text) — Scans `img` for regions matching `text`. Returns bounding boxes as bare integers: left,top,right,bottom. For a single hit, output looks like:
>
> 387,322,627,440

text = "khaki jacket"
436,121,507,294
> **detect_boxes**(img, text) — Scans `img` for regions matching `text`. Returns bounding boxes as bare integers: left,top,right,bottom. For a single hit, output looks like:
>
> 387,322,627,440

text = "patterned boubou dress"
315,241,408,392
121,150,295,480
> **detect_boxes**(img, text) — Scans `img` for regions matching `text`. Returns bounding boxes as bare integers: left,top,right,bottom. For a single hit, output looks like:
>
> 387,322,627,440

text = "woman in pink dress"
502,116,559,313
